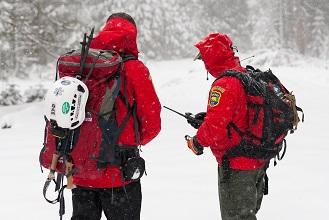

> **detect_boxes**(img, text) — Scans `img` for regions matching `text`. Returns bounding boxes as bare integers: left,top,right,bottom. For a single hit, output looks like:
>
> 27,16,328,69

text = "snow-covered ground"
0,57,328,220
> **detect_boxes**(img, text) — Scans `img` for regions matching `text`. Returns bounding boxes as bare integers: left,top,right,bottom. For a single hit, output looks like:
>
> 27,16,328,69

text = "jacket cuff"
195,135,208,147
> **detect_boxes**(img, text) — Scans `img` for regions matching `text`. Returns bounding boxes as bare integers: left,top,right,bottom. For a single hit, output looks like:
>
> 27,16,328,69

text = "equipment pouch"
122,157,145,181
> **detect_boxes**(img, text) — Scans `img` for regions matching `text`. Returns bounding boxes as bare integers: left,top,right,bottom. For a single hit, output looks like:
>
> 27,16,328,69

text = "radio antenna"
240,55,255,62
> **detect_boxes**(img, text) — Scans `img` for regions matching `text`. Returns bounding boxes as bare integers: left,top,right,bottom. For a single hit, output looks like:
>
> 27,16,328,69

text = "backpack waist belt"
117,145,140,158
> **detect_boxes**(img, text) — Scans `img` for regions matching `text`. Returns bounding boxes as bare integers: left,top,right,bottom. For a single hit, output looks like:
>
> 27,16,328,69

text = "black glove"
185,135,204,155
187,112,206,129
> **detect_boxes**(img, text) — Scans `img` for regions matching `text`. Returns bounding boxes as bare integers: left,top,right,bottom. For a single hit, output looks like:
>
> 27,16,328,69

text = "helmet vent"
70,94,77,120
71,121,79,128
78,84,85,93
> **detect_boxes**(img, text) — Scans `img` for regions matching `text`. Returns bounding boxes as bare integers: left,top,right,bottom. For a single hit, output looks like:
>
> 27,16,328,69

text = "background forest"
0,0,328,79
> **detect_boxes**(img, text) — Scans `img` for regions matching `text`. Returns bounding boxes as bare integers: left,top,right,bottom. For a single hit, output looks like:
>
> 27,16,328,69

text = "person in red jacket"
71,12,161,220
65,12,161,220
186,33,267,220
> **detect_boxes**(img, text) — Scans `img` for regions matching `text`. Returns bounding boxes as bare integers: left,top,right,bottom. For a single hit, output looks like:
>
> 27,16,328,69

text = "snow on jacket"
42,18,161,188
194,33,266,170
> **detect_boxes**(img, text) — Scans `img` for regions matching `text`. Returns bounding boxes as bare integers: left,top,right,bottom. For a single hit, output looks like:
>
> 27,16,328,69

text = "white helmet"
44,76,89,130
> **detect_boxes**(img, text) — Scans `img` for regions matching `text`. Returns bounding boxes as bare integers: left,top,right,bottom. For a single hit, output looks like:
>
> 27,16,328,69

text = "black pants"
71,181,142,220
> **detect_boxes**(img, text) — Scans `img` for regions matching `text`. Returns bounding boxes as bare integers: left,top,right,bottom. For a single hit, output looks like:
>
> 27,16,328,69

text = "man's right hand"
187,112,206,129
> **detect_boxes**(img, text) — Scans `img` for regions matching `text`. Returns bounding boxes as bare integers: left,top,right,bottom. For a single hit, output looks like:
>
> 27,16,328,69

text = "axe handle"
48,153,60,179
65,161,76,189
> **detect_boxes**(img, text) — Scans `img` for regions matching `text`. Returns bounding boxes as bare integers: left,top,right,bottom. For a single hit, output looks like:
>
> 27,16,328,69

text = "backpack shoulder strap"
216,70,254,93
92,54,138,119
121,54,138,63
119,55,139,146
216,70,241,80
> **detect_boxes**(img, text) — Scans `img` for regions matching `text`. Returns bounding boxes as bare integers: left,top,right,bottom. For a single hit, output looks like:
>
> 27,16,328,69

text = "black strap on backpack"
96,96,139,168
116,54,139,146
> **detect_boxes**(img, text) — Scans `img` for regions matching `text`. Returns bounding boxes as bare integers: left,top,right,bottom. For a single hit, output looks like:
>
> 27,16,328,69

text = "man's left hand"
185,135,204,155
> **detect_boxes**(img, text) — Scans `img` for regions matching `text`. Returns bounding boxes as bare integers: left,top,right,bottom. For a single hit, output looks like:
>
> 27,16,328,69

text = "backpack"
40,28,143,216
217,65,304,194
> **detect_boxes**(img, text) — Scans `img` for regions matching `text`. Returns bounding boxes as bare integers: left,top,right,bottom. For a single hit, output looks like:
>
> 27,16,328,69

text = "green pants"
218,165,265,220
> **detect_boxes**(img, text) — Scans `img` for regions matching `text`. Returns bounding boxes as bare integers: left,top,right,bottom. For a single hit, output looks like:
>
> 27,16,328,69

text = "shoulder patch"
209,91,222,107
211,86,225,93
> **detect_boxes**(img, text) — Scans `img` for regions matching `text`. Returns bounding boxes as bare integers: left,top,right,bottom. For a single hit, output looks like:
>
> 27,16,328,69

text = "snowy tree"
250,1,280,50
24,84,47,103
152,0,201,59
0,84,23,106
309,8,327,58
83,0,200,59
194,0,251,52
293,0,311,55
0,0,83,78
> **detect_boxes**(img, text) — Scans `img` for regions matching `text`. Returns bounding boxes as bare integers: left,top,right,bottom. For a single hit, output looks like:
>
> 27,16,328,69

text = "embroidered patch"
211,86,225,93
209,91,221,107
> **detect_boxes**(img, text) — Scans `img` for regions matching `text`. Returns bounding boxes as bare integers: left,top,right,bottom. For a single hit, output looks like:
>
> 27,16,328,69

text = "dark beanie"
107,12,136,27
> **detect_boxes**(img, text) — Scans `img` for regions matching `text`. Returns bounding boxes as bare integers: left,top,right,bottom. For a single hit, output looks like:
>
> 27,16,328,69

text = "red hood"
194,33,245,78
91,18,138,58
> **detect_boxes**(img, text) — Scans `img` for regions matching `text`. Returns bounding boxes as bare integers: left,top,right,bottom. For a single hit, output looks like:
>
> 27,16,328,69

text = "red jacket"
42,18,161,188
194,33,266,170
90,18,161,147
